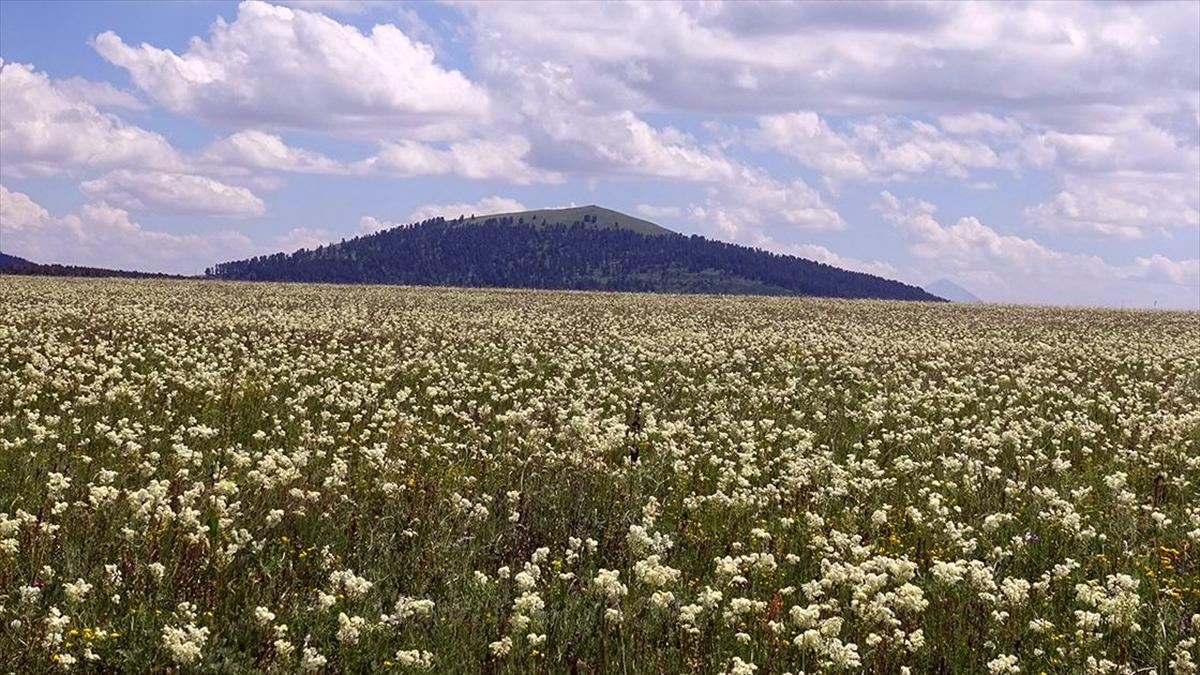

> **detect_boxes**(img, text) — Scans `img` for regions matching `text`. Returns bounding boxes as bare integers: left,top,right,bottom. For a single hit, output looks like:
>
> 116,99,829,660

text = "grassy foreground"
1,277,1198,673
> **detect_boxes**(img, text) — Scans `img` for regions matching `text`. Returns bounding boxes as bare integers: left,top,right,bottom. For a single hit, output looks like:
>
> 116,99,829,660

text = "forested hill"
0,252,180,279
206,205,942,301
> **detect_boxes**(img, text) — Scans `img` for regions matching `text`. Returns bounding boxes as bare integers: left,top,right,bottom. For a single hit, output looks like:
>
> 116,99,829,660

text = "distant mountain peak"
925,278,982,303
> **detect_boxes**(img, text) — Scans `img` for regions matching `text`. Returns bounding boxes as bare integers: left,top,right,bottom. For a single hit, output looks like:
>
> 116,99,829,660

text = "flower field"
1,276,1198,674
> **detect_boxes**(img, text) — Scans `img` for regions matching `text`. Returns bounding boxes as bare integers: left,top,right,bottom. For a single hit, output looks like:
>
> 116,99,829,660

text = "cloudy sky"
1,0,1197,307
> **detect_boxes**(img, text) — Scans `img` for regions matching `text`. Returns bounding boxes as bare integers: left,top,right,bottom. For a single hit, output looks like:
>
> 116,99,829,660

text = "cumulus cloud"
406,196,527,223
94,0,488,138
0,184,254,273
756,112,1005,183
53,77,145,110
526,110,742,182
1019,118,1199,238
361,137,556,184
358,196,527,233
274,0,387,13
80,170,266,216
636,204,682,219
1126,254,1200,287
0,60,180,176
937,113,1023,138
1023,120,1198,176
201,131,345,174
358,216,396,234
878,191,1199,308
1024,176,1199,240
275,227,337,252
755,110,1197,238
2,1,1195,301
688,170,845,240
748,234,900,280
463,1,1197,245
464,1,1198,122
0,182,51,228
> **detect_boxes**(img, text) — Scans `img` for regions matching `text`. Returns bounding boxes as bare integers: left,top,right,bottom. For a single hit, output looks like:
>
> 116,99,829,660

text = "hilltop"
207,205,941,301
455,205,674,237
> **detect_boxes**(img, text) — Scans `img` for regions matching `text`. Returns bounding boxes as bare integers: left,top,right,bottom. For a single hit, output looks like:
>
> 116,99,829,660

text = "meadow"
1,277,1197,673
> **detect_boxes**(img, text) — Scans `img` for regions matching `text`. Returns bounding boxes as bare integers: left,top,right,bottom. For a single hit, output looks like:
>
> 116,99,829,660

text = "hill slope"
0,252,33,269
0,251,180,279
207,205,941,301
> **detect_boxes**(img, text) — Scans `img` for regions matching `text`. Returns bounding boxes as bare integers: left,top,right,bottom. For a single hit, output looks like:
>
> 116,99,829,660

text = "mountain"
207,205,942,301
0,251,180,279
925,278,982,303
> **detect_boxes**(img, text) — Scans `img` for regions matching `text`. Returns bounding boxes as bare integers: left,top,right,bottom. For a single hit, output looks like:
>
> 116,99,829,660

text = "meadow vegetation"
1,277,1197,673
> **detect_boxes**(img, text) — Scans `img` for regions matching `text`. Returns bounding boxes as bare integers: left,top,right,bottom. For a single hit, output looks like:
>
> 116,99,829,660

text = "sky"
0,0,1197,308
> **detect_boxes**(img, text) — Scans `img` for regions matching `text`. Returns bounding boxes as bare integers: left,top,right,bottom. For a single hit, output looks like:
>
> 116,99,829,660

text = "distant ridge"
456,205,674,237
0,251,181,279
0,252,33,268
925,278,982,303
208,205,942,301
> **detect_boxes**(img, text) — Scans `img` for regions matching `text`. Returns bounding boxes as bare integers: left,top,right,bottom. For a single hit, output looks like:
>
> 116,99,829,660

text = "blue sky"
1,0,1197,308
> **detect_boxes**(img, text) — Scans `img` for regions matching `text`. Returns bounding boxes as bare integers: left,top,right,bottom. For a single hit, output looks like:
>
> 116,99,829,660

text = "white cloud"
361,137,556,184
755,110,1197,239
1025,120,1198,175
937,113,1022,137
274,0,385,13
3,0,1195,308
275,227,337,252
358,216,396,234
749,234,900,280
201,131,345,174
464,0,1197,247
79,170,266,216
537,111,739,182
636,204,682,219
1126,254,1200,287
406,196,527,223
689,170,844,240
755,112,1005,183
520,106,744,184
0,184,254,273
1020,117,1199,239
0,60,180,176
361,197,528,234
599,112,740,182
878,191,1199,308
464,1,1198,123
54,77,145,110
792,243,898,280
0,183,51,229
94,0,488,138
1024,176,1199,240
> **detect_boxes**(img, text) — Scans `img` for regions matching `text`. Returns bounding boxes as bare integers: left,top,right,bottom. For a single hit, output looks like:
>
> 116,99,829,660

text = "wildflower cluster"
0,277,1197,672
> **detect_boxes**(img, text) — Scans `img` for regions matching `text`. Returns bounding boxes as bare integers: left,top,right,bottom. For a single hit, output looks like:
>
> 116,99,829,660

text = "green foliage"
207,205,940,301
